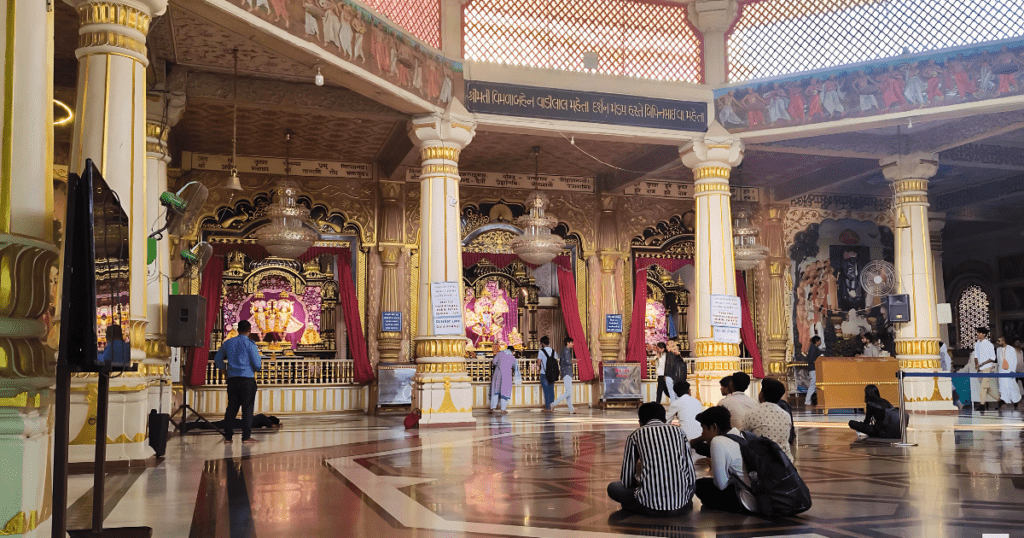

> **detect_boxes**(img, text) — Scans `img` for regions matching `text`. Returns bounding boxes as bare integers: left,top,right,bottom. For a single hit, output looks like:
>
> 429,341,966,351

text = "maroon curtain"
625,268,649,378
210,244,351,266
461,252,571,271
634,257,694,272
189,255,225,386
736,272,765,379
556,267,594,381
338,256,374,383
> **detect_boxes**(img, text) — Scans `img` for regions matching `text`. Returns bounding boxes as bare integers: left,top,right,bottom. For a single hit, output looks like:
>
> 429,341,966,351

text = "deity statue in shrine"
464,281,511,348
300,322,322,345
645,299,668,345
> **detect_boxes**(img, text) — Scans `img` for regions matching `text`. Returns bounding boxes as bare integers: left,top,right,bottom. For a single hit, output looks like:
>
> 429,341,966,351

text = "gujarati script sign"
183,152,372,180
406,168,594,193
624,181,761,202
430,282,463,336
465,81,708,132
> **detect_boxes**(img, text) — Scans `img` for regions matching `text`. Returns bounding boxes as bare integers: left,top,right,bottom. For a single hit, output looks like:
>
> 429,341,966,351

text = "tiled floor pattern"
71,410,1024,538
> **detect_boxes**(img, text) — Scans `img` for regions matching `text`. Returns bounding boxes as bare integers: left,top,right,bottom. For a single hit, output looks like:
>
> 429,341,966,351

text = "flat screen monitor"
58,160,130,371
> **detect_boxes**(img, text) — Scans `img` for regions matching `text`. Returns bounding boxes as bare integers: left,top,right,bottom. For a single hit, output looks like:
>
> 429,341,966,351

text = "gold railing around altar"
461,356,749,384
204,358,355,386
643,357,749,380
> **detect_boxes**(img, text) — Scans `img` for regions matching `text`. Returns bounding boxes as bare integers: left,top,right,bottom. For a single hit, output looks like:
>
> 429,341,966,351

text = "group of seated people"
608,375,799,517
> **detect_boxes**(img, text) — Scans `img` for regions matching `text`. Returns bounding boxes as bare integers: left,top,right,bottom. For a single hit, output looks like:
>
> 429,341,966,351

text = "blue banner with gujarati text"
465,81,708,132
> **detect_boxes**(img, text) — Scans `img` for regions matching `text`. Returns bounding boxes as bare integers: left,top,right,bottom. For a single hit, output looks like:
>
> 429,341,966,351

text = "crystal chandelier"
512,191,563,265
254,133,319,258
732,209,769,271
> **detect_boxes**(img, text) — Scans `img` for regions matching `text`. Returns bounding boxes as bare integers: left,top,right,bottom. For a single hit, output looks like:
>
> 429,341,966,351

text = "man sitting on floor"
691,406,757,514
607,402,696,516
666,380,703,442
743,378,795,461
719,372,758,430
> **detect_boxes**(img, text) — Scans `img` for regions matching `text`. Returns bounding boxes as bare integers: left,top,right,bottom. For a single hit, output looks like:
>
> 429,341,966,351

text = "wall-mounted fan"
175,242,213,281
860,260,897,297
150,182,209,240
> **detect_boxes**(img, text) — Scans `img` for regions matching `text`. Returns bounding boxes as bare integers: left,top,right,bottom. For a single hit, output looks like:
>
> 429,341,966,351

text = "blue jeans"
540,376,555,409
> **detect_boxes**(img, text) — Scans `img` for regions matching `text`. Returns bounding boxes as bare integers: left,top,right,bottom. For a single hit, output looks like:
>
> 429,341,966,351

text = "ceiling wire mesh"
365,0,441,49
463,0,704,83
728,0,1024,82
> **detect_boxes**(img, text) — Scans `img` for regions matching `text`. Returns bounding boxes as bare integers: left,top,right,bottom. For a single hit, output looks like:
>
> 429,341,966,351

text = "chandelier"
732,209,769,271
511,147,564,265
254,133,319,258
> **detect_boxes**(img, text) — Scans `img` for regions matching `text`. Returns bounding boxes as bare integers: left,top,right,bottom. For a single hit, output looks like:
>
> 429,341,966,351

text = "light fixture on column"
314,66,324,87
254,131,319,258
226,49,243,192
732,209,769,271
511,147,563,265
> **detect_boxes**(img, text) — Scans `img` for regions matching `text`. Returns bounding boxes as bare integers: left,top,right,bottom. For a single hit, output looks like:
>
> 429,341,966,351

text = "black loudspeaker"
148,410,169,458
167,295,207,347
885,294,912,323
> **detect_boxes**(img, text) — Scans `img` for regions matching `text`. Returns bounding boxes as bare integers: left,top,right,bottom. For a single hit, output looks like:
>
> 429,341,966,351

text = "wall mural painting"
243,0,463,105
715,39,1024,133
790,219,894,365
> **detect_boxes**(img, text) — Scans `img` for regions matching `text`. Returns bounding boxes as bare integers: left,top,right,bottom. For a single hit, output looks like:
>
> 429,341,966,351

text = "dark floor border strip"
66,470,146,531
226,459,257,538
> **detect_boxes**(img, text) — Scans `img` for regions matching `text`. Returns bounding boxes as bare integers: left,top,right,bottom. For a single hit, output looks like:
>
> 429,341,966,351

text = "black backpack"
543,349,560,384
725,432,812,518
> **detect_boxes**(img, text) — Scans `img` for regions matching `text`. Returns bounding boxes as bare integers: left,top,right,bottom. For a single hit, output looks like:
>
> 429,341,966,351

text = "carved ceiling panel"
176,101,395,162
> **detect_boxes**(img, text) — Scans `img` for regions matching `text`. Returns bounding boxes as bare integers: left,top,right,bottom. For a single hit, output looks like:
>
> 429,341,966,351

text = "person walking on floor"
214,320,263,444
551,337,576,414
655,342,670,404
489,342,518,414
974,327,1000,412
804,336,823,406
996,336,1021,409
537,336,556,413
607,402,696,516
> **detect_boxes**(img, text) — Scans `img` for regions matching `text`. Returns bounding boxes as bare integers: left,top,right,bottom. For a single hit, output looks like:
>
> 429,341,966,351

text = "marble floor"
66,408,1024,538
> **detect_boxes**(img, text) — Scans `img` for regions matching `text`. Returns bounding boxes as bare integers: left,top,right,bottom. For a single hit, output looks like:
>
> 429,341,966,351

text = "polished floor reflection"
74,409,1024,537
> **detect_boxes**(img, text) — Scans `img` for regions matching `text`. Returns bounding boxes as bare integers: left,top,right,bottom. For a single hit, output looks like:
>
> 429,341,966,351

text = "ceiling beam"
375,121,415,180
772,158,880,200
932,172,1024,212
939,144,1024,172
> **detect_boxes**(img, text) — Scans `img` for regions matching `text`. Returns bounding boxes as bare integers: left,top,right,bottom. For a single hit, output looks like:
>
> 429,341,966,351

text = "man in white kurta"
974,328,1000,411
996,336,1022,407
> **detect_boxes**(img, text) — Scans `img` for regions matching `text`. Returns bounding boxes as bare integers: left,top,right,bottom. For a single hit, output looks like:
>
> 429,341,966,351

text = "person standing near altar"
490,342,518,415
537,336,557,412
551,338,577,414
214,320,263,444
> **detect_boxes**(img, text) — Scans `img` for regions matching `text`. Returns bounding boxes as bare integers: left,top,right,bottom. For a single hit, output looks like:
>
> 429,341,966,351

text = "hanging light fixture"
732,209,769,271
511,147,563,265
226,49,243,192
254,131,319,258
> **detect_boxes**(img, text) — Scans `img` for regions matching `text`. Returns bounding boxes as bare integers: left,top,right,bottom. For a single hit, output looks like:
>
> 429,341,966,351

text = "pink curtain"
556,267,594,381
736,272,765,379
625,268,649,378
500,297,518,345
634,257,694,272
189,255,225,386
338,256,374,383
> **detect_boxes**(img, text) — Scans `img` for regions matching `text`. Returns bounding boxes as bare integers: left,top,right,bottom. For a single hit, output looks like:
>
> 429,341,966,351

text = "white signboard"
710,294,742,328
623,181,760,202
407,168,594,193
183,152,372,179
713,326,741,344
430,282,464,335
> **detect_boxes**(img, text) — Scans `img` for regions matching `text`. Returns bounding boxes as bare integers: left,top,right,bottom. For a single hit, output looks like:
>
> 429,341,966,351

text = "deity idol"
464,281,511,347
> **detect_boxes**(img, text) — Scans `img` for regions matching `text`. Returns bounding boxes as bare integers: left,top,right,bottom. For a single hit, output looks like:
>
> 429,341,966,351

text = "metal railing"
204,358,355,386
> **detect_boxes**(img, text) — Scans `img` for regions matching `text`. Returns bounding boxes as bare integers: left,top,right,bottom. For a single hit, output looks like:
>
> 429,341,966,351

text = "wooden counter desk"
817,356,900,411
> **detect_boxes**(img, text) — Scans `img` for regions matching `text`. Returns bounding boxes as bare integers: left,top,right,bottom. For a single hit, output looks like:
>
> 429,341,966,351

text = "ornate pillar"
596,196,623,364
408,102,476,426
881,154,953,411
0,2,60,535
763,203,789,377
378,181,406,363
66,0,168,362
688,0,739,85
680,122,744,405
929,213,949,345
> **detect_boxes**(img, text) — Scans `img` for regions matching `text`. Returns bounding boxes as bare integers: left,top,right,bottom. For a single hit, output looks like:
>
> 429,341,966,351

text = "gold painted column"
680,122,744,405
0,2,60,535
377,181,406,363
763,204,789,377
408,102,475,426
881,153,953,411
596,197,623,364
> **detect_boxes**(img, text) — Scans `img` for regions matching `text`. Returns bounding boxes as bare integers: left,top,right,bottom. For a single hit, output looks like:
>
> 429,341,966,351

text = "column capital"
680,122,744,172
64,0,168,19
409,99,477,153
880,153,939,182
66,0,168,64
687,0,740,35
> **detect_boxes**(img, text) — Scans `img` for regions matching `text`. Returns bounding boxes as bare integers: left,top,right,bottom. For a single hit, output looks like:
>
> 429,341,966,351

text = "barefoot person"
214,320,263,444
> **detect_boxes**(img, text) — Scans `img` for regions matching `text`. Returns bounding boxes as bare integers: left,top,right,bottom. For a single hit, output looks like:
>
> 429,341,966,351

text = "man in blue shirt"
214,320,263,443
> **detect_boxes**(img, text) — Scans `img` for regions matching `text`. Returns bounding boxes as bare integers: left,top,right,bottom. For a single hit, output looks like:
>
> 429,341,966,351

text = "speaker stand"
168,385,229,440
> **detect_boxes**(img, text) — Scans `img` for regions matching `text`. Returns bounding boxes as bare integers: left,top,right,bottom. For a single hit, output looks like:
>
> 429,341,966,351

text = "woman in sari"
490,342,518,414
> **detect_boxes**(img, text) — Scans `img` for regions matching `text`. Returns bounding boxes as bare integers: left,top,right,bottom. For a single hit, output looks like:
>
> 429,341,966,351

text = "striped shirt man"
618,418,697,511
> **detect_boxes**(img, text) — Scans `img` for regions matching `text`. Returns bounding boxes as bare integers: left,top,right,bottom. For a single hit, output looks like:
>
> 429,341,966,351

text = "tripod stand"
169,346,229,440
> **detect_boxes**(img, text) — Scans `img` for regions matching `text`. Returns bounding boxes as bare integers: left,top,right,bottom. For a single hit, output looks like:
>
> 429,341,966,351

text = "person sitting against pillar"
607,402,696,517
718,372,758,430
848,385,902,438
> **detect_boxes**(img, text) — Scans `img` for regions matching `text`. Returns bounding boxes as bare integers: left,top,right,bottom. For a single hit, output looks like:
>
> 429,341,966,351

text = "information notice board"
430,282,463,335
